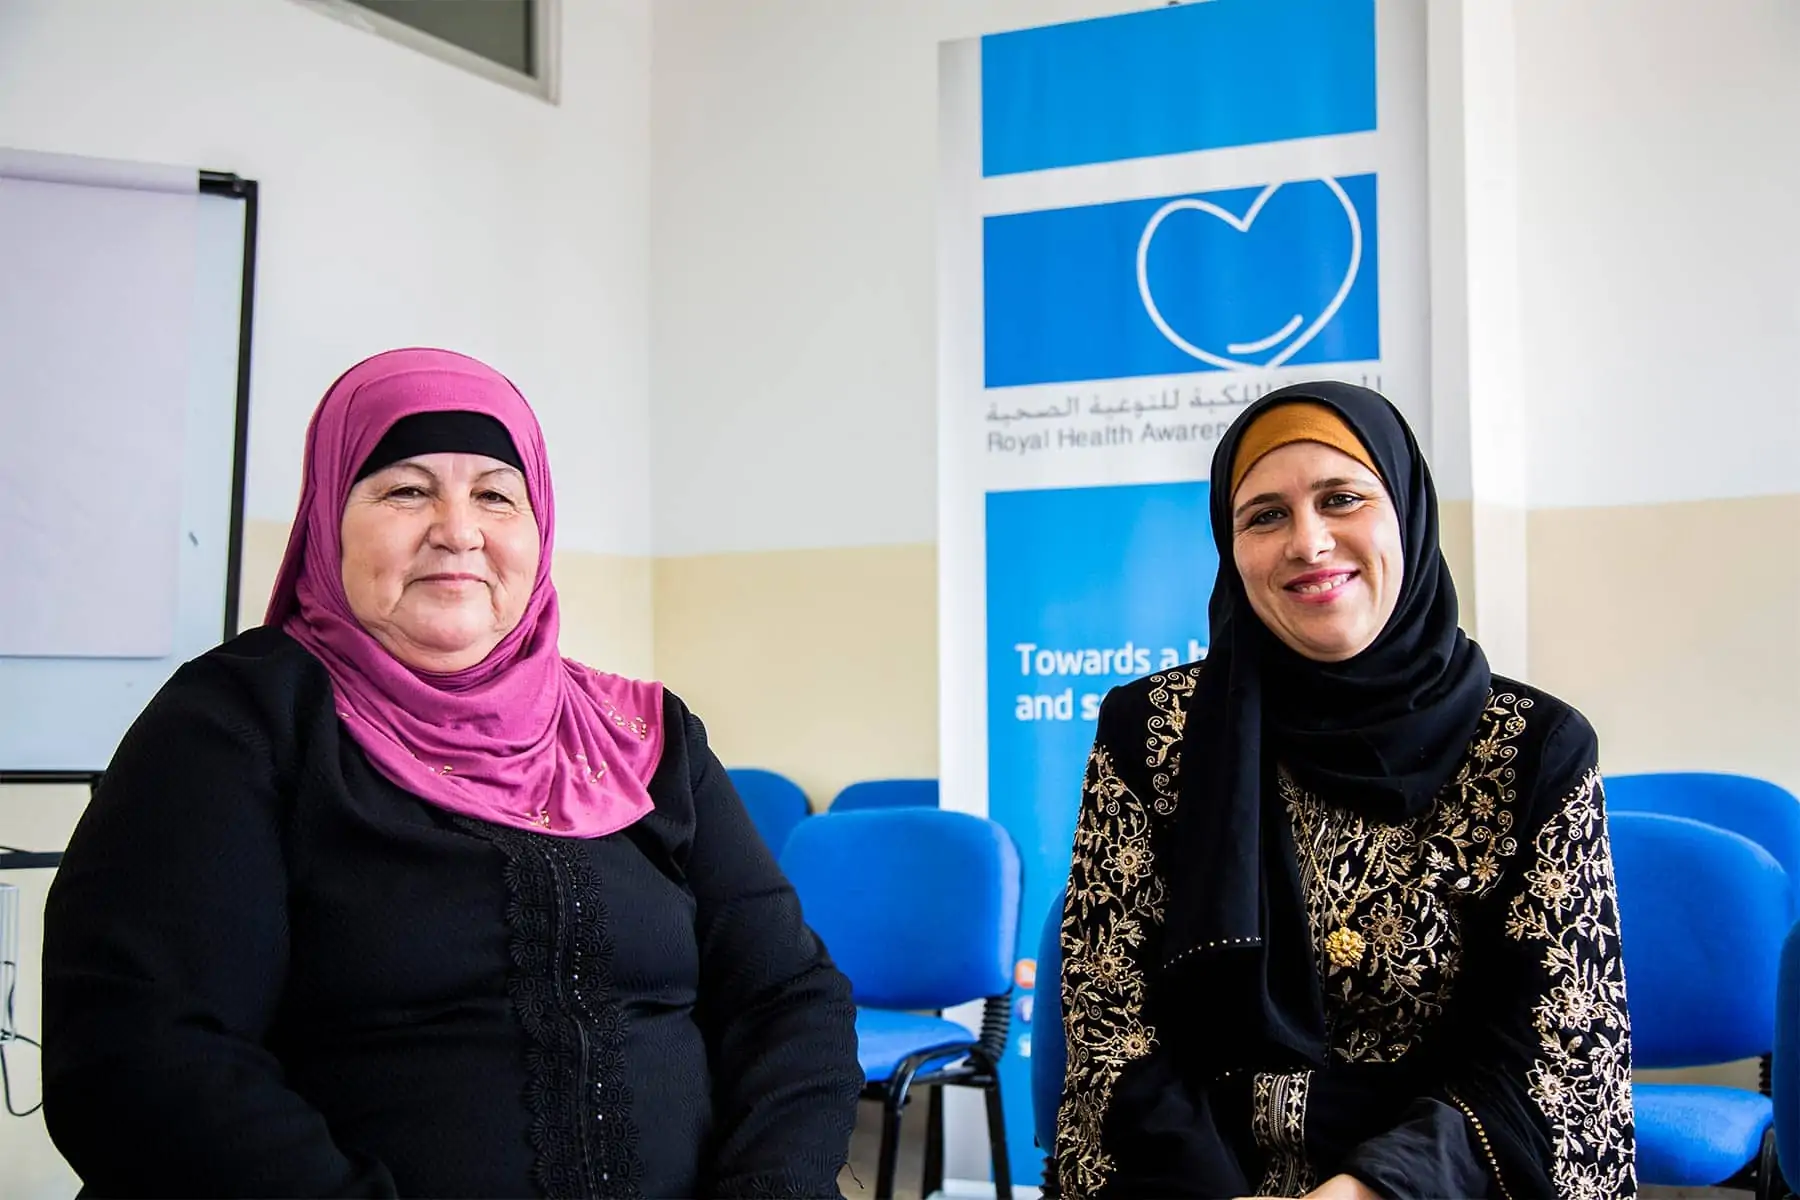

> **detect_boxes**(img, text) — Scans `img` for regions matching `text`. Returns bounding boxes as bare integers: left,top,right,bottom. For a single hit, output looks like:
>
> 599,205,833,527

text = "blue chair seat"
1636,1083,1772,1186
784,809,1022,1198
855,1008,976,1083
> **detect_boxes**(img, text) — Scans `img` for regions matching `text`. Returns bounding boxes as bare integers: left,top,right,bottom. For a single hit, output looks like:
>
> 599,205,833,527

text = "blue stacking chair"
1609,773,1800,917
781,809,1021,1200
1030,886,1069,1195
725,767,811,857
830,778,939,811
1613,811,1789,1198
1610,771,1800,1100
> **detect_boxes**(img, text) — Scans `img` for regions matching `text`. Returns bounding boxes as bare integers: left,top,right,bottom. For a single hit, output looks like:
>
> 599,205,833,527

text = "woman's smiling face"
1230,440,1403,663
339,452,540,672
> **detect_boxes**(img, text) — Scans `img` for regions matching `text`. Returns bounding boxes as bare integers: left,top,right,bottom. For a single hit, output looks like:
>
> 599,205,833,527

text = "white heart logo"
1135,177,1363,371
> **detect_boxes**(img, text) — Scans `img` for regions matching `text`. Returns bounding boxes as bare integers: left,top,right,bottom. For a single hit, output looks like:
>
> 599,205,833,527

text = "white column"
1428,0,1531,676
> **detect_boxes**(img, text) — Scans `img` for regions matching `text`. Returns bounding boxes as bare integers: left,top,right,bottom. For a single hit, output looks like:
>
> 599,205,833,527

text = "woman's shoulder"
177,624,326,693
1481,674,1600,798
1096,659,1207,729
637,686,707,792
1486,675,1595,748
93,627,336,795
1084,661,1208,792
138,626,335,739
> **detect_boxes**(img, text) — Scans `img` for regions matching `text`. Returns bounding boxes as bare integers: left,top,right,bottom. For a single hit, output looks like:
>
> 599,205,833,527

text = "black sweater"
42,627,861,1198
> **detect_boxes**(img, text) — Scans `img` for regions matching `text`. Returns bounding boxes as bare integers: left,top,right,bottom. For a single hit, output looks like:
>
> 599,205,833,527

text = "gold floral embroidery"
1056,668,1196,1198
1284,691,1532,1063
1251,1070,1315,1196
1503,768,1636,1200
1144,668,1195,813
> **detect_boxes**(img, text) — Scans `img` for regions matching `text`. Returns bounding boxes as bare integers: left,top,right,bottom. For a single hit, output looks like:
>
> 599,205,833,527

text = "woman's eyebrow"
1233,490,1283,519
1233,476,1371,520
381,460,439,482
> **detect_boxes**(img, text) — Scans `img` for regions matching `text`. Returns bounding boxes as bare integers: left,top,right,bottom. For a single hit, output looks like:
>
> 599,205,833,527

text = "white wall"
650,0,1800,557
649,0,1150,557
1515,0,1800,509
0,0,654,555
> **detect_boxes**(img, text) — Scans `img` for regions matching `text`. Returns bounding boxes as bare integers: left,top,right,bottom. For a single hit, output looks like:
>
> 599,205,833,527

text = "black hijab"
1158,381,1491,1071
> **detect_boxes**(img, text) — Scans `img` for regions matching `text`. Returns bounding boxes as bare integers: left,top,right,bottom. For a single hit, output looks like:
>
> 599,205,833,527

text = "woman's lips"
1284,569,1357,603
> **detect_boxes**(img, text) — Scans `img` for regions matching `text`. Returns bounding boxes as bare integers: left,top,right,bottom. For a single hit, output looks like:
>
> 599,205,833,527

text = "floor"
836,1096,1749,1200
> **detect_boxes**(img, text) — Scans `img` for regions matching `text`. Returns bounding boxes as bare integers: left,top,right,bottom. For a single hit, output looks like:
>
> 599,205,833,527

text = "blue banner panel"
984,480,1215,1180
980,0,1376,177
984,173,1380,389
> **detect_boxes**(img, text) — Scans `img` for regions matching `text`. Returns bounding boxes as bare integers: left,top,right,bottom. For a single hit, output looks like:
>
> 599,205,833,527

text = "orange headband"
1229,402,1380,495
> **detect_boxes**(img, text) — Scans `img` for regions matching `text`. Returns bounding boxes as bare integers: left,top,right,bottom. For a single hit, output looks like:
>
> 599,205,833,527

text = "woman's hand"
1302,1174,1383,1200
1235,1175,1384,1200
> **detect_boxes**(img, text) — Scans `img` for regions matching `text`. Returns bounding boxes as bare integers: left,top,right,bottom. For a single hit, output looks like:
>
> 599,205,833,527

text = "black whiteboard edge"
0,769,90,863
200,170,259,642
0,770,103,791
0,850,64,870
0,771,102,859
0,772,102,863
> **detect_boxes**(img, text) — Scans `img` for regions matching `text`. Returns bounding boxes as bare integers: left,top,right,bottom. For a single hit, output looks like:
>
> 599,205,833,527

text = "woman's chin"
388,625,498,671
1281,618,1377,664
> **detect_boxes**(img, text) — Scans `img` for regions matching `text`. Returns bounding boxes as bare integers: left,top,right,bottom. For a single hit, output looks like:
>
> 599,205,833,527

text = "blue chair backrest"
1031,886,1068,1154
781,808,1021,1011
1612,811,1787,1068
726,767,811,857
1773,921,1800,1179
1608,772,1800,915
831,778,940,811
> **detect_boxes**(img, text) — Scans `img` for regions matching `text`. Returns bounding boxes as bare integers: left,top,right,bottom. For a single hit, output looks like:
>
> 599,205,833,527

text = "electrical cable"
0,959,43,1117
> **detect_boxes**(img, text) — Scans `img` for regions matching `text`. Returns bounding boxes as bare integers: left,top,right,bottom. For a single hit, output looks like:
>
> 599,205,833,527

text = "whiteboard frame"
0,169,257,784
203,171,258,645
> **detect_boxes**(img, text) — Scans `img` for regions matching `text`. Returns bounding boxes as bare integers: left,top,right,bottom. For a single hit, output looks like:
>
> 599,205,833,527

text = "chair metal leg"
921,1085,945,1198
1758,1124,1787,1200
875,1085,905,1200
984,1074,1013,1199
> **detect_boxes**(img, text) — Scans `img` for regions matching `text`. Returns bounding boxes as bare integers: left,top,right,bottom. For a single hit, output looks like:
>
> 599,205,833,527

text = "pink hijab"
266,348,663,838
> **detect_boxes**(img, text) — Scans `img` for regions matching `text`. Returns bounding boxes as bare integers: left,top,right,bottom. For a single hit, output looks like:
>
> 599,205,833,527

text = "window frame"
292,0,560,104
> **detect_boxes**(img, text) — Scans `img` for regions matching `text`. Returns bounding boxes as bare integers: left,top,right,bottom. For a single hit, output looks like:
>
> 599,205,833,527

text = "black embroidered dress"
42,627,860,1198
1054,665,1635,1199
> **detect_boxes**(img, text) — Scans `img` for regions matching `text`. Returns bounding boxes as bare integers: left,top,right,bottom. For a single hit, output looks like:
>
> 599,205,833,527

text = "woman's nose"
1286,509,1333,561
430,501,483,552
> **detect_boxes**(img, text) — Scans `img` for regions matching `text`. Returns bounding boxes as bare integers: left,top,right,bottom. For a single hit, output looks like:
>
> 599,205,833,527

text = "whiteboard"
0,151,254,775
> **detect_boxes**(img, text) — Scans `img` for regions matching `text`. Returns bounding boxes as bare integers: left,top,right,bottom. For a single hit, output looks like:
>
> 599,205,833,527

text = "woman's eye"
478,490,513,505
385,486,426,500
1247,507,1286,527
1322,492,1362,509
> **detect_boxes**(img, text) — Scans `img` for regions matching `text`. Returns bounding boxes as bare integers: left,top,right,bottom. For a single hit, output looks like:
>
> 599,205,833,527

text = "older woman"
1054,382,1634,1199
42,348,860,1198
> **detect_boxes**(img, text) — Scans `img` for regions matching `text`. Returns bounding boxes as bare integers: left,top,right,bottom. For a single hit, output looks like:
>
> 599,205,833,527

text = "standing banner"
937,0,1427,1185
